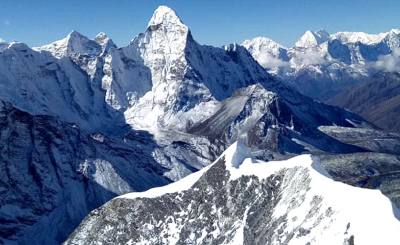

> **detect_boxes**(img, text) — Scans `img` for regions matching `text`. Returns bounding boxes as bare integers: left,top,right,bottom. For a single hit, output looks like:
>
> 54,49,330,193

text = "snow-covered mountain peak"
148,5,185,29
384,29,400,47
95,32,116,52
242,36,289,72
95,32,110,45
142,5,190,50
390,28,400,34
331,31,388,44
295,30,330,48
243,27,400,99
242,36,286,50
36,30,101,58
68,30,86,40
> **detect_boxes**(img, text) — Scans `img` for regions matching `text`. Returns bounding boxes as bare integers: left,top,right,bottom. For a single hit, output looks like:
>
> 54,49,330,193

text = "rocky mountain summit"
1,5,399,245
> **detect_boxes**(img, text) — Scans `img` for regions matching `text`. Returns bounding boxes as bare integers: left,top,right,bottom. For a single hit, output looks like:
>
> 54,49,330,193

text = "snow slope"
66,141,400,244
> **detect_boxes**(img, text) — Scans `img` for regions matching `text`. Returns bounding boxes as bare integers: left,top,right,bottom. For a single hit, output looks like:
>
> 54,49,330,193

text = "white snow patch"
119,141,400,244
148,6,184,27
229,206,251,244
223,142,400,245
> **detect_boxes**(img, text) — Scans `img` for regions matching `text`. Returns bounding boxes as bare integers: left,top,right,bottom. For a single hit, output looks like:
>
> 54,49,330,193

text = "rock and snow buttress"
65,142,400,245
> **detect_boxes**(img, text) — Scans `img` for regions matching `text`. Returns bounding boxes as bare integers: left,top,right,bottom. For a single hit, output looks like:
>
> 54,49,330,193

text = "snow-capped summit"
244,27,400,100
95,32,116,50
331,31,388,44
36,30,101,58
390,28,400,34
242,36,289,72
130,5,190,87
94,32,108,43
384,29,400,49
242,36,286,53
148,5,185,28
295,30,330,48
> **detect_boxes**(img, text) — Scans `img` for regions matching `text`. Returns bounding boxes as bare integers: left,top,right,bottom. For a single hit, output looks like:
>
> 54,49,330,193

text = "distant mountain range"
0,5,399,245
243,28,400,100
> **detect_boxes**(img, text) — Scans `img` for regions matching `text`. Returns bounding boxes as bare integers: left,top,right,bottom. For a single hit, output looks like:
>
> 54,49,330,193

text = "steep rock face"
118,6,376,146
0,39,120,133
0,100,168,244
17,6,375,143
123,6,278,131
243,29,400,100
0,100,220,245
187,84,371,155
65,143,400,245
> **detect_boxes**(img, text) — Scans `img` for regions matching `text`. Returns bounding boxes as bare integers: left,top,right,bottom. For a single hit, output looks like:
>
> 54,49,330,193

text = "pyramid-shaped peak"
64,30,94,47
36,30,101,58
295,30,330,48
95,32,108,40
148,6,185,27
95,32,111,44
95,32,116,51
315,29,330,37
67,30,88,40
64,30,97,48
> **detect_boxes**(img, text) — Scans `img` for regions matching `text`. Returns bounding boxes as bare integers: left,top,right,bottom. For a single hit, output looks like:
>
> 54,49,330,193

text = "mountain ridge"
65,141,400,245
243,28,400,100
1,5,399,245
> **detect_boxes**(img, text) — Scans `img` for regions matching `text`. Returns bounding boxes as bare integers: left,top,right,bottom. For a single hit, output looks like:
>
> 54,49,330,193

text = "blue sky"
0,0,399,47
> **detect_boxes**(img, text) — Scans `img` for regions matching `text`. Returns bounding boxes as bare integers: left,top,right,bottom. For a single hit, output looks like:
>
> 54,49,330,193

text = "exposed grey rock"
65,145,400,244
